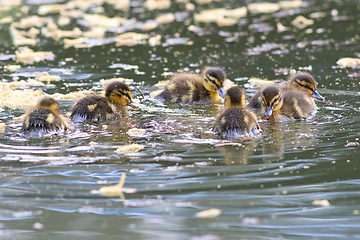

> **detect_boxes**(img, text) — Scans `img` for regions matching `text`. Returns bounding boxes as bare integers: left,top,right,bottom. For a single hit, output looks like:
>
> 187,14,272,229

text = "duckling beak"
264,106,273,118
311,90,325,101
127,100,139,110
217,88,225,99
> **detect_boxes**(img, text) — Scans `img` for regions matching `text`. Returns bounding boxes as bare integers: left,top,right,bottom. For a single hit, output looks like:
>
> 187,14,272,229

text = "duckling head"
36,97,60,115
262,86,283,118
224,86,246,109
289,73,325,101
105,81,138,109
202,67,226,98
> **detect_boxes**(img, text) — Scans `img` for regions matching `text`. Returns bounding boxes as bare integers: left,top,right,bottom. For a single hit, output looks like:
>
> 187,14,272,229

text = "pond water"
1,0,360,239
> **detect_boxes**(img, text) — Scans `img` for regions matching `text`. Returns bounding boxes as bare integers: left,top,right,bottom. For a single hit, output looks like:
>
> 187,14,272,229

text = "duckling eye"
273,97,279,104
298,82,313,91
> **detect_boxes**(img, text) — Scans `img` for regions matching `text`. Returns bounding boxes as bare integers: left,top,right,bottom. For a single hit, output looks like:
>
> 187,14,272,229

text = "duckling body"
248,73,324,110
214,86,261,138
261,85,315,122
20,97,67,135
156,67,226,104
71,80,137,122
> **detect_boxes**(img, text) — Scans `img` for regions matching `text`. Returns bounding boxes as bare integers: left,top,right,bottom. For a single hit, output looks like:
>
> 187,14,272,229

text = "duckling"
261,85,315,122
213,86,261,138
248,73,324,110
20,97,67,135
155,67,226,104
70,80,138,122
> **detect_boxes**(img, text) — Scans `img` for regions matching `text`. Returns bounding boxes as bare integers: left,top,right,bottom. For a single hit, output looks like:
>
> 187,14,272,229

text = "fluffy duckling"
155,67,226,103
20,97,67,135
71,80,138,122
214,86,261,138
248,73,324,110
261,85,315,122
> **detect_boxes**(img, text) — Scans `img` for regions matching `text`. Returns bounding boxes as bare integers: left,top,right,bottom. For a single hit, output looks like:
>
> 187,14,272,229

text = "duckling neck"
114,104,128,117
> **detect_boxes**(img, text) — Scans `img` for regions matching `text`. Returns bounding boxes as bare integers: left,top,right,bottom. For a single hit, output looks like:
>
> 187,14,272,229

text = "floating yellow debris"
89,141,97,146
4,65,21,72
148,35,162,47
291,16,314,29
337,58,360,67
248,77,272,86
216,16,237,27
144,0,171,11
0,122,5,132
196,208,222,218
140,21,159,31
0,0,21,6
47,19,58,32
60,9,84,18
51,91,89,101
127,128,146,136
116,144,145,154
226,6,247,19
194,8,226,23
51,28,82,41
17,16,47,28
10,23,37,46
0,16,13,24
15,48,55,65
312,199,330,207
277,22,290,33
1,88,44,110
58,16,71,26
63,37,84,49
38,4,63,15
83,27,106,38
278,0,303,9
223,79,236,90
195,0,221,4
83,14,127,28
112,0,131,12
98,173,136,199
248,3,280,14
36,72,61,84
156,13,175,24
116,32,150,46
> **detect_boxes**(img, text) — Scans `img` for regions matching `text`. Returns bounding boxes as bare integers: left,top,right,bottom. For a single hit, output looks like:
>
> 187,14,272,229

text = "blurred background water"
0,0,360,239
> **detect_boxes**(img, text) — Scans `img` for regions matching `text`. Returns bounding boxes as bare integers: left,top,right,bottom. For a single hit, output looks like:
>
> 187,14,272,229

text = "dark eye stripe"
207,75,220,88
296,80,314,92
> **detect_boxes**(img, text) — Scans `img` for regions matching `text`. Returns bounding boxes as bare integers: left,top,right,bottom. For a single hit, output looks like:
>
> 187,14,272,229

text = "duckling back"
70,95,119,122
155,74,206,103
20,107,66,135
156,67,226,104
214,86,261,138
281,90,315,119
248,90,264,110
214,107,261,138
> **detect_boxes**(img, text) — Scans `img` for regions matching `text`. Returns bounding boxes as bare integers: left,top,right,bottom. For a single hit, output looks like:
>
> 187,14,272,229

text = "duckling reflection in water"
249,73,325,110
261,85,315,122
155,67,226,104
71,80,138,122
20,97,67,135
213,86,261,138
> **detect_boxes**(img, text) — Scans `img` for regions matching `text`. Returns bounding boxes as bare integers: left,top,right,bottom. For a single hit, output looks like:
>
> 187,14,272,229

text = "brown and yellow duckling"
248,73,325,110
213,86,261,138
261,85,315,122
20,97,67,135
155,67,226,104
71,80,138,122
